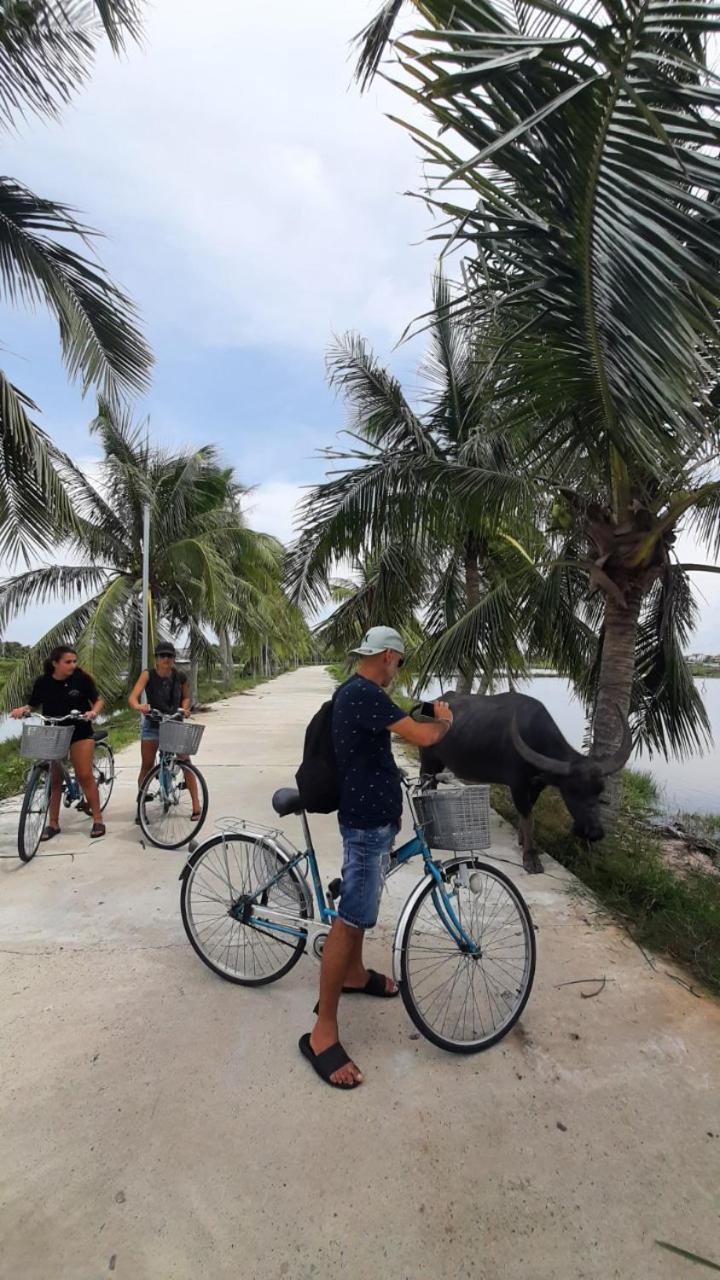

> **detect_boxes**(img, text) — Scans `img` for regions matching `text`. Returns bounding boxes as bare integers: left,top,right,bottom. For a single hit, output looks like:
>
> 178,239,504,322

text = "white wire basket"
20,723,74,761
413,784,492,851
159,720,205,755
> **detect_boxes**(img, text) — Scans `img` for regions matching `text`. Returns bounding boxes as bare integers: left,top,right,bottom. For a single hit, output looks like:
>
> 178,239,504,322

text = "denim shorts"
337,822,399,930
140,715,160,742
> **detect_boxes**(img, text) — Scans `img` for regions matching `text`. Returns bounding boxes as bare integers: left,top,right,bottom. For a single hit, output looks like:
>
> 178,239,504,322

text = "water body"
420,675,720,815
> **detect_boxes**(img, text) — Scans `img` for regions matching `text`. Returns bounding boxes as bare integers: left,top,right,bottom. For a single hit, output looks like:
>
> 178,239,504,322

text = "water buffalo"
417,690,632,874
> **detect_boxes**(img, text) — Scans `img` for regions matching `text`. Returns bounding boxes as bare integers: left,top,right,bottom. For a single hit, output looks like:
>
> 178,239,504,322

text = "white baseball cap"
349,626,406,664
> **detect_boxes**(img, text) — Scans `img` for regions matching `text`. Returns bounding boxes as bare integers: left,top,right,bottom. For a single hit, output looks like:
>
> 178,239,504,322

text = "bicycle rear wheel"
93,742,115,812
399,859,535,1054
139,759,208,849
18,765,51,862
180,832,311,985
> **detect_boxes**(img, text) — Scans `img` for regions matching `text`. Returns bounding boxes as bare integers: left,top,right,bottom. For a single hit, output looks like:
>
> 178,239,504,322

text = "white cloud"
2,0,437,355
243,481,306,547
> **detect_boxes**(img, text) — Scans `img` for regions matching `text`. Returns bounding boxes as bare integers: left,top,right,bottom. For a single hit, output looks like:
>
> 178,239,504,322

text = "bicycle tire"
138,760,208,849
399,859,536,1054
93,742,115,812
18,764,51,863
180,832,311,986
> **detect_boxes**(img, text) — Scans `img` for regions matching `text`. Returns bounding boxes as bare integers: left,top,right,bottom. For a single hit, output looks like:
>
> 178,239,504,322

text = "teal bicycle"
138,710,208,849
17,711,115,862
180,773,535,1053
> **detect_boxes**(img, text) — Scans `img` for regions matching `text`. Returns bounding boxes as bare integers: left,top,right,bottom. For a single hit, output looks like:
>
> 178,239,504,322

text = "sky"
1,0,719,650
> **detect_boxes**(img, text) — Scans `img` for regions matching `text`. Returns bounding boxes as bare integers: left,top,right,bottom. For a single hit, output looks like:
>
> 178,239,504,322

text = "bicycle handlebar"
24,710,85,725
144,709,185,723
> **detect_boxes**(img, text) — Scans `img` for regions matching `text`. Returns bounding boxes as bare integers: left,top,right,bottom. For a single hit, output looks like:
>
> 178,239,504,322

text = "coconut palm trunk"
219,626,234,690
458,536,481,694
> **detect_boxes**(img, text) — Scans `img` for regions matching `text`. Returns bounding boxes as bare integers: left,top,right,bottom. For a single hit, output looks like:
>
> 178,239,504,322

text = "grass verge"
491,777,720,996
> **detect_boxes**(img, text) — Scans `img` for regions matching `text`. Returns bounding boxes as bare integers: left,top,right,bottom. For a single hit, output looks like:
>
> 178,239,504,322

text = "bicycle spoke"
183,834,308,983
401,862,534,1051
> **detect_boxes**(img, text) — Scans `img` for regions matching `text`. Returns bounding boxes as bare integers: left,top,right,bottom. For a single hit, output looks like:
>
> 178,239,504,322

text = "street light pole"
141,502,151,671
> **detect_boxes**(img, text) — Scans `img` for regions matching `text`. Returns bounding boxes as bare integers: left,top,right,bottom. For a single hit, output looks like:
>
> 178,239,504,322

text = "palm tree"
0,404,286,708
0,2,151,557
356,1,720,811
286,275,590,694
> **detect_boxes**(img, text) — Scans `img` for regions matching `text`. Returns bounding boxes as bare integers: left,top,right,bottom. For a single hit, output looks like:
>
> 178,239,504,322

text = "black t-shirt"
145,668,187,714
28,670,98,718
332,674,406,829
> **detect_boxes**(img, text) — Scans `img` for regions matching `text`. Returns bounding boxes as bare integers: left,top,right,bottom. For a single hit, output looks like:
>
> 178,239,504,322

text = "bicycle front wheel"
93,742,115,812
18,764,51,862
139,760,208,849
399,859,536,1054
180,832,311,985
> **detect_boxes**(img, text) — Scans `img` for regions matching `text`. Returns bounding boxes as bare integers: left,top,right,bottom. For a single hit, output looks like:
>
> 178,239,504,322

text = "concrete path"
1,667,718,1280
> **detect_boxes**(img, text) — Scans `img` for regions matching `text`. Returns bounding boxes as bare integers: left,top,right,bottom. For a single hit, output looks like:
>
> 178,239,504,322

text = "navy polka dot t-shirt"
332,674,406,829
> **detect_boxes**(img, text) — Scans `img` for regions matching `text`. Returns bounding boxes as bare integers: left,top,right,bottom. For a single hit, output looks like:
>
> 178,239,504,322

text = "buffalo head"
511,711,633,842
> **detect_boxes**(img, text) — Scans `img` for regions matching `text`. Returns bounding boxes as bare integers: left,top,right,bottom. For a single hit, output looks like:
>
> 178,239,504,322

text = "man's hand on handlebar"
10,705,30,719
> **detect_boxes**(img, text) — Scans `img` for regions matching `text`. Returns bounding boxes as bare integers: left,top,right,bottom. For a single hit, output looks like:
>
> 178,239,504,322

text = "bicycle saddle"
93,728,109,742
272,787,304,817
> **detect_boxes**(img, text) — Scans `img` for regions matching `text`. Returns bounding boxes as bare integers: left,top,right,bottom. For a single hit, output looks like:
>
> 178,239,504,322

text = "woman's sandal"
191,811,201,822
298,1033,362,1089
90,822,106,839
312,969,399,1014
39,825,61,842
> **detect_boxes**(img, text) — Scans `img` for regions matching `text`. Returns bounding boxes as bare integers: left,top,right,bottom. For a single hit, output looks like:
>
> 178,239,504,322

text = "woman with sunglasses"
128,642,201,821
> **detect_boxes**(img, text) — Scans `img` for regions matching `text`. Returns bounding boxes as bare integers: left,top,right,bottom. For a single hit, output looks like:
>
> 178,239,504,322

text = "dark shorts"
70,722,94,745
337,822,399,930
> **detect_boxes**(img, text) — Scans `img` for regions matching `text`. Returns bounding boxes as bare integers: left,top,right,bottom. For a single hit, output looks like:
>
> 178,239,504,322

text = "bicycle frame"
235,779,480,957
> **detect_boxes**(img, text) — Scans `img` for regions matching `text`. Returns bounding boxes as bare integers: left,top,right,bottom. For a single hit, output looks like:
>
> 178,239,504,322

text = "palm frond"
0,370,79,557
0,1,143,126
327,333,438,455
0,178,152,395
356,0,720,483
0,561,111,631
315,542,428,653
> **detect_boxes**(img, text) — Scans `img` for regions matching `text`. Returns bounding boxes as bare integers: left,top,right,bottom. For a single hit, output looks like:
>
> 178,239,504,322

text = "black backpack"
295,682,347,813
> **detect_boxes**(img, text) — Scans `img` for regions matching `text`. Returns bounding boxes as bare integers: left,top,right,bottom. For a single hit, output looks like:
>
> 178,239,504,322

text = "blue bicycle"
17,711,115,862
180,773,535,1053
138,710,208,850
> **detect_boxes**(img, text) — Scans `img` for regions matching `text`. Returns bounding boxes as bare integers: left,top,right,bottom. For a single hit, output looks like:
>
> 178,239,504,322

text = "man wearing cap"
299,625,454,1089
128,641,201,822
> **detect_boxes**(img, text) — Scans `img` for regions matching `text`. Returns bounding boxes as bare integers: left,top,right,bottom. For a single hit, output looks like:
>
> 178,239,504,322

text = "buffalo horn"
511,716,572,777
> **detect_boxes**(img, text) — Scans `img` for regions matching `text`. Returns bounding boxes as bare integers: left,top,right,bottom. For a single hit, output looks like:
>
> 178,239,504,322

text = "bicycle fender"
391,870,439,986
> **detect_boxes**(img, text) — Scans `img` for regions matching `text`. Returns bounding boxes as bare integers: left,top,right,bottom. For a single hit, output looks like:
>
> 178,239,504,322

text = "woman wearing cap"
128,642,201,820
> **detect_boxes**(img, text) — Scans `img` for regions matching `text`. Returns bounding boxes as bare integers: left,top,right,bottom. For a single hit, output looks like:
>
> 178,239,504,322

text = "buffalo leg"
512,790,544,875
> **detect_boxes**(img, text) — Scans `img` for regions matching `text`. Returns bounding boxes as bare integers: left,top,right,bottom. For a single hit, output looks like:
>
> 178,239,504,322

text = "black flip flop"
90,822,106,839
344,969,399,999
39,825,61,842
298,1034,362,1089
312,969,398,1015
